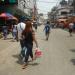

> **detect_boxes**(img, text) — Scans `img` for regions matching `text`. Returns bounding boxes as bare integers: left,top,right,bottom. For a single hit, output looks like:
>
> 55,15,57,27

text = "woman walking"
12,25,17,41
21,20,38,69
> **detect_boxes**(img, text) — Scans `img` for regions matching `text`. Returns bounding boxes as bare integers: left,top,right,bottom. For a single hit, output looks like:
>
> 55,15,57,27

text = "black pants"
20,40,24,49
24,44,33,63
45,31,50,40
69,29,72,33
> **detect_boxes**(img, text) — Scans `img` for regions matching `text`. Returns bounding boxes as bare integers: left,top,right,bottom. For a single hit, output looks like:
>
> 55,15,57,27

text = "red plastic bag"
35,48,42,58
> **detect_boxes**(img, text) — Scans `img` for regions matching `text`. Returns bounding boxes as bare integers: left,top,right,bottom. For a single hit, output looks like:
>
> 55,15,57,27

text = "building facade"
48,0,73,23
56,0,70,20
18,0,37,19
68,0,73,5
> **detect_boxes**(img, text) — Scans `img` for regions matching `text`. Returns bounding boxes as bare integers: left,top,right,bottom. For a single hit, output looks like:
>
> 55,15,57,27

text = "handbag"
35,48,42,58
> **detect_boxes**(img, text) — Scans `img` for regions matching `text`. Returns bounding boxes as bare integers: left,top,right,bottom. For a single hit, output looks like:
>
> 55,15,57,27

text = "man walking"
69,22,74,36
2,25,8,40
17,20,26,50
44,21,51,40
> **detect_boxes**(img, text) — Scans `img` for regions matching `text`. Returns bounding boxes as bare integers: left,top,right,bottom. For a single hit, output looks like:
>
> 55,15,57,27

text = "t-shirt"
17,22,26,40
24,31,33,46
12,25,17,32
45,24,50,32
69,23,74,29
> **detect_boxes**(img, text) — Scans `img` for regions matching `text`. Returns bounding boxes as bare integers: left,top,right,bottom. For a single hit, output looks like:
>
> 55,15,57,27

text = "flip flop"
22,64,28,69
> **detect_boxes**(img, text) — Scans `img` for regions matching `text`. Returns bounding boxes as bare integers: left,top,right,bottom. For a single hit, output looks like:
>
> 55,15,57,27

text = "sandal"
22,63,28,69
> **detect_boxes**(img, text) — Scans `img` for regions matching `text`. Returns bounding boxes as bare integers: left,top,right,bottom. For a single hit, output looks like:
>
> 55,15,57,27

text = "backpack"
45,25,50,32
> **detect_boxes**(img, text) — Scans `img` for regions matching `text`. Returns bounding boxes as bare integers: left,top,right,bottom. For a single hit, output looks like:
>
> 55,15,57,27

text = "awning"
57,19,67,22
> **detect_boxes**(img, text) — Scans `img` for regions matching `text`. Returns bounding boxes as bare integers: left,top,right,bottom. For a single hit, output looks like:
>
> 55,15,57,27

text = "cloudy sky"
37,0,68,18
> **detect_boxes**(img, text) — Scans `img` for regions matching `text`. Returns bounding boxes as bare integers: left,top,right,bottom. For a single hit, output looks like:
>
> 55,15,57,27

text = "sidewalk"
0,34,18,52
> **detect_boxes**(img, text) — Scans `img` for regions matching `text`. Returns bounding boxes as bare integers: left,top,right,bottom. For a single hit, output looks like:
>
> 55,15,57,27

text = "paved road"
0,26,75,75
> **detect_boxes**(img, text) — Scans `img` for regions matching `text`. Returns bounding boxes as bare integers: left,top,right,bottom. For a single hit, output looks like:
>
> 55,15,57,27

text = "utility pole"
73,0,75,14
32,0,37,21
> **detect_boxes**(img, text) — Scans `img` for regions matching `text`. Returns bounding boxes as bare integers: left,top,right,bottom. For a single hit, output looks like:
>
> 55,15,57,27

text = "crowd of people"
3,19,75,69
49,21,75,37
1,19,51,69
58,21,75,37
17,20,51,69
1,18,75,70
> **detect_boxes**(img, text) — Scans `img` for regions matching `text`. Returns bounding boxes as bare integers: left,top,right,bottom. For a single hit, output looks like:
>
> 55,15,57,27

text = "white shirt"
69,23,74,29
17,22,26,40
12,25,17,32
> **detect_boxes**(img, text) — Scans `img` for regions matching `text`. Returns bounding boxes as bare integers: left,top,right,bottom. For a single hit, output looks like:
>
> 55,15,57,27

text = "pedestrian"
73,22,75,30
2,25,8,40
33,21,38,31
17,20,26,54
44,21,51,40
21,20,38,69
69,22,74,36
12,24,17,41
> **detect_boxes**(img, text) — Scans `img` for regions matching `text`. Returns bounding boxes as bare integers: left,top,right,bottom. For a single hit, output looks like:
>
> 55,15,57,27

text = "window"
61,12,68,15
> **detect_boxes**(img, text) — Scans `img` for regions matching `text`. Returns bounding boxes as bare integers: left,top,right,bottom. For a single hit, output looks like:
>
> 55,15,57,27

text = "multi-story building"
0,0,37,19
18,0,38,19
56,0,70,20
68,0,73,5
67,0,75,22
48,0,73,23
48,6,57,23
68,0,75,14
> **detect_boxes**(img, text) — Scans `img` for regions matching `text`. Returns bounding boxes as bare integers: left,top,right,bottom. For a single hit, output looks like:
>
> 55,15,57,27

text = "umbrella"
8,16,18,21
0,13,18,26
0,13,18,21
57,19,67,23
0,13,13,19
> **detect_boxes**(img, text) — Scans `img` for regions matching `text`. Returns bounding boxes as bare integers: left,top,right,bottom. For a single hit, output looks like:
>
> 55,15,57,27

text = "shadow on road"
1,37,13,40
70,49,75,52
70,49,75,65
71,59,75,65
28,62,40,66
12,54,40,66
6,37,13,40
12,54,23,65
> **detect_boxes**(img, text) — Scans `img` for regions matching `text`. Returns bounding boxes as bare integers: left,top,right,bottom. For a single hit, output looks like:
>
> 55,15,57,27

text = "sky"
37,0,68,18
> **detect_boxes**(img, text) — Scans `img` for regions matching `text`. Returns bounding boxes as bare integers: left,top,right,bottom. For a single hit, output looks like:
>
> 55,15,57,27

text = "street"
0,25,75,75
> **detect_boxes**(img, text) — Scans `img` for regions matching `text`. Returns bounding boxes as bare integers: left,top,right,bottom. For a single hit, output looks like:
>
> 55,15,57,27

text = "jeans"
20,39,24,49
24,44,33,63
